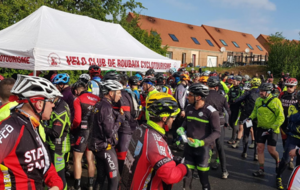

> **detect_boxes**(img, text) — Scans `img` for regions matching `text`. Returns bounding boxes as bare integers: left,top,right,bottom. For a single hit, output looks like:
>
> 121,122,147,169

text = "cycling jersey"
182,104,221,145
234,87,260,116
249,94,285,134
61,86,75,122
0,101,18,121
89,98,122,152
279,91,298,116
45,98,71,154
219,81,229,94
287,103,300,139
87,76,102,97
228,85,243,102
132,87,141,104
0,110,63,190
120,120,187,190
288,165,300,190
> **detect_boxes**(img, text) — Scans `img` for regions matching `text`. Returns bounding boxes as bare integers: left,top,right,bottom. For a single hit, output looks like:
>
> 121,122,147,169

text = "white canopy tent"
0,6,180,73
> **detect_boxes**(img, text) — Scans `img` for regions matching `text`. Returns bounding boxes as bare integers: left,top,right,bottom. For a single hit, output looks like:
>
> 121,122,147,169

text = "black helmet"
103,72,120,81
146,69,155,76
207,76,220,87
259,83,273,92
173,72,182,78
143,76,156,85
156,73,164,85
189,83,209,97
120,74,129,81
128,76,139,85
234,76,243,82
71,81,86,95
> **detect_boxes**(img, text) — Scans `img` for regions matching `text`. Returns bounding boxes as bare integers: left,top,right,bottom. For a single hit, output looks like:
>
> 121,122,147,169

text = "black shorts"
184,144,211,171
72,129,90,153
256,127,278,146
238,112,249,125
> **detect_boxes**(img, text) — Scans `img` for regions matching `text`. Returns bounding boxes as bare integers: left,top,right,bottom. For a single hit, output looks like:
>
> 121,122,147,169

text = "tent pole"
33,69,36,76
130,71,132,76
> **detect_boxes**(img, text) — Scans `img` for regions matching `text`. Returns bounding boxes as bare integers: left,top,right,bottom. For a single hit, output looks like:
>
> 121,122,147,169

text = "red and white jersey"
288,165,300,190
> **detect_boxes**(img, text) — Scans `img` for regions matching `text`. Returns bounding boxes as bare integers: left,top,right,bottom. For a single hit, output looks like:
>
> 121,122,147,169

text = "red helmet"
209,72,218,77
88,65,101,76
267,78,274,83
0,75,4,81
285,78,298,86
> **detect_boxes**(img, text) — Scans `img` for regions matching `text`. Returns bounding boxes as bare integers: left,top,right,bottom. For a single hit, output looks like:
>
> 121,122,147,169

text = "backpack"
125,88,140,119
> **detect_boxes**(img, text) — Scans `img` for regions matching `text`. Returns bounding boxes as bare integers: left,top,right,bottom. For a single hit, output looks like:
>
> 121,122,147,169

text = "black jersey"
183,104,221,145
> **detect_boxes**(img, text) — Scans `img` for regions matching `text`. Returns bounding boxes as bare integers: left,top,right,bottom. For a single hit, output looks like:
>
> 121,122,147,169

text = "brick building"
127,13,268,67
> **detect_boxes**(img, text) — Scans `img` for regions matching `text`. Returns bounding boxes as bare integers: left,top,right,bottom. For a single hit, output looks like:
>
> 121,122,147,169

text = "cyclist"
71,81,100,190
193,73,201,83
231,78,261,159
276,91,300,189
248,83,284,178
0,75,63,190
119,92,188,190
128,76,140,104
143,76,158,121
205,76,230,179
45,93,71,190
173,74,189,145
146,68,155,77
177,83,220,190
87,65,102,97
0,78,17,121
227,76,243,144
155,73,172,94
52,73,74,122
89,80,124,190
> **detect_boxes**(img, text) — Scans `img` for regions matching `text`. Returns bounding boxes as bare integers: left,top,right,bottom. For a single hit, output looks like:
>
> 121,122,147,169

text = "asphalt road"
67,128,294,190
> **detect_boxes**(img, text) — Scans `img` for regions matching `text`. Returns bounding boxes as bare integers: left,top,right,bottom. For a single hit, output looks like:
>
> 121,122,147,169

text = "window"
206,39,214,46
220,39,228,46
256,45,263,51
191,37,200,45
182,53,186,64
246,43,254,50
232,41,240,48
169,34,179,42
166,52,173,59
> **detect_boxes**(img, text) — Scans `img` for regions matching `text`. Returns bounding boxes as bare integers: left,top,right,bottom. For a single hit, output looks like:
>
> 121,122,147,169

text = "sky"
130,0,300,40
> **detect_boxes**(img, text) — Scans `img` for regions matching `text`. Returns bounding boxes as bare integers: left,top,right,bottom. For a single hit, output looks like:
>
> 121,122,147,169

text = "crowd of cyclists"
0,65,300,190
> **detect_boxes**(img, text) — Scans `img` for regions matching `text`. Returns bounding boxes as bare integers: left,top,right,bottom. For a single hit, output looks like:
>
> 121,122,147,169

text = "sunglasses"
287,86,294,88
45,98,56,103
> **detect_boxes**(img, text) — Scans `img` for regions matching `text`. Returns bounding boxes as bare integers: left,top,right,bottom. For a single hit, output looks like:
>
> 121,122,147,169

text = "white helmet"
11,75,62,99
101,80,123,95
79,73,91,84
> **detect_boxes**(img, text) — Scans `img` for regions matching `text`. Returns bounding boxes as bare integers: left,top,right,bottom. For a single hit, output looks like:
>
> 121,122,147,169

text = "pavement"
67,127,294,190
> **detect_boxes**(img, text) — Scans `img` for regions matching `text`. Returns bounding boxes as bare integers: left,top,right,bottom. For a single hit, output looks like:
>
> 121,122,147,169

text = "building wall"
257,36,270,53
165,46,225,67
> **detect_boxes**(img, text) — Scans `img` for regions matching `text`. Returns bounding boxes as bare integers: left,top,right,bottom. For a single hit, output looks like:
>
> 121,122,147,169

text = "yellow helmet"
199,76,209,83
250,77,261,87
146,92,180,118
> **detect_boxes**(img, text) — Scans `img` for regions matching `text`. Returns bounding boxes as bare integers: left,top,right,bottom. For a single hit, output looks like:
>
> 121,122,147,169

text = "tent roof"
0,6,179,71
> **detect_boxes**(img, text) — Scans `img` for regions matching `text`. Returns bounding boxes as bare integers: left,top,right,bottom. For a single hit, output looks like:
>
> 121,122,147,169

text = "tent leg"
33,69,36,76
130,71,132,76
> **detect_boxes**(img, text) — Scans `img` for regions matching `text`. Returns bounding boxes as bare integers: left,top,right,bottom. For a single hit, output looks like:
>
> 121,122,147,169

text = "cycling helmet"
129,76,139,85
0,75,4,81
52,73,70,84
146,92,180,118
250,78,261,87
224,71,229,76
156,73,165,85
120,74,129,81
146,69,155,76
143,76,156,85
285,78,298,86
259,83,273,92
189,83,209,97
71,81,86,95
101,80,123,95
105,69,116,75
207,76,220,87
135,73,143,81
203,70,211,76
173,72,182,78
169,68,176,74
234,76,243,82
209,72,218,77
103,72,120,81
180,74,190,81
88,65,101,76
178,67,186,72
243,75,250,81
11,75,62,99
243,83,251,90
194,73,201,78
191,68,195,71
79,73,91,84
199,76,209,83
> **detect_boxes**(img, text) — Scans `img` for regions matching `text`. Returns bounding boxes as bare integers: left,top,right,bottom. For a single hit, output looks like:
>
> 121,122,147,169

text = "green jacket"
220,81,229,94
0,101,18,121
249,94,285,133
145,89,159,121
